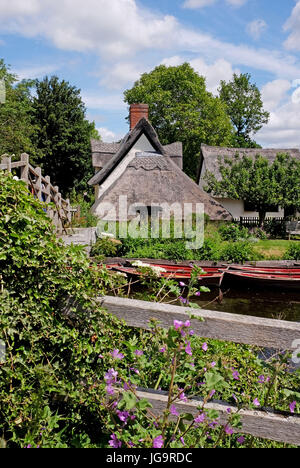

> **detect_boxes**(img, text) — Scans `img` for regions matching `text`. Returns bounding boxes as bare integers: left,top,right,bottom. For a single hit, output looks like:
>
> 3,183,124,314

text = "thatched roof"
91,130,183,172
92,152,232,221
198,144,300,183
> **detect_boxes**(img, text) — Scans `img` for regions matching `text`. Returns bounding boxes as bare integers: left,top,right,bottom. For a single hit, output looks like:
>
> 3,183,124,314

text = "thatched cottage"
88,104,232,221
197,144,300,219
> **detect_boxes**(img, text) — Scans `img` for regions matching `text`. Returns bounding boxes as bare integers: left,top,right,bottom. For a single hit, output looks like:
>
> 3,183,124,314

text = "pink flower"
253,398,260,407
211,362,216,368
116,410,130,424
134,350,143,356
106,384,115,396
290,401,296,414
185,342,193,356
159,347,166,353
195,291,201,297
174,320,184,330
258,375,265,383
170,405,179,417
209,389,216,398
111,349,124,360
180,437,185,446
202,342,208,352
179,389,187,402
224,425,234,435
194,413,205,424
104,368,118,384
153,435,164,448
232,371,240,381
237,436,245,445
109,434,122,448
184,320,191,328
179,282,186,287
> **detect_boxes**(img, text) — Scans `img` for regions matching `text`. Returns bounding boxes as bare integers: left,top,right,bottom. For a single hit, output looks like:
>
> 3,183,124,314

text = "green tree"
32,76,100,195
0,59,38,157
124,63,233,178
271,153,300,217
219,73,269,148
204,153,299,227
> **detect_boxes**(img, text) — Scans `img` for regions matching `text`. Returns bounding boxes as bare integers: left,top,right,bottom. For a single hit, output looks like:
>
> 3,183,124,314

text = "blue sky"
0,0,300,147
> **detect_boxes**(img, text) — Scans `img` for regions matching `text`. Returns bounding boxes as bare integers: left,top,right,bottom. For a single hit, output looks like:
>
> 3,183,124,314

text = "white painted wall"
218,198,284,219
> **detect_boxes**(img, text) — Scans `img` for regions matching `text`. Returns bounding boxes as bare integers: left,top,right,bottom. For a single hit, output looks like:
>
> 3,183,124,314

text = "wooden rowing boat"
221,270,300,291
105,262,222,286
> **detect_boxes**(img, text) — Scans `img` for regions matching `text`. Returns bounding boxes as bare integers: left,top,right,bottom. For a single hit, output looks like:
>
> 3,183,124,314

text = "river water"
194,287,300,322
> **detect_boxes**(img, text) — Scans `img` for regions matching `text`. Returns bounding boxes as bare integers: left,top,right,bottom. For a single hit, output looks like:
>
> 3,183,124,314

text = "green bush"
264,219,286,239
219,241,258,263
90,237,119,259
285,243,300,260
0,172,125,448
219,223,249,241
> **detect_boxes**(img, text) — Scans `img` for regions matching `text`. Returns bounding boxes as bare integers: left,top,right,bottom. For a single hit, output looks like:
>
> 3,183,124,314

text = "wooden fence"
0,153,75,233
99,296,300,446
235,217,286,227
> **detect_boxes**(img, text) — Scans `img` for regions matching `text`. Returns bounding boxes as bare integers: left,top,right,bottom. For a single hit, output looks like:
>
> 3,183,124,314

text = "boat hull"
222,271,300,291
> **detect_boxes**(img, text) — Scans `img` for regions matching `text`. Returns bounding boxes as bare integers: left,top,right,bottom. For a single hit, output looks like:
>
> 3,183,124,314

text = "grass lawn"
253,239,300,260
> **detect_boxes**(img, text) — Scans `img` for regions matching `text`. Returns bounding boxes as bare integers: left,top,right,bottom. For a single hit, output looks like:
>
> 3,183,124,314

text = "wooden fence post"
34,167,42,201
1,155,11,172
20,153,29,183
44,175,51,204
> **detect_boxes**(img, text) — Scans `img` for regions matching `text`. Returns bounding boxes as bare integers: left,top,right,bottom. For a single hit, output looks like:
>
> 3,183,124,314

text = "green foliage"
90,238,119,260
124,63,233,178
263,219,286,239
205,153,300,226
219,241,258,263
0,173,298,448
0,172,127,448
70,191,98,228
0,59,38,157
31,76,99,195
219,73,269,146
285,243,300,260
219,223,249,241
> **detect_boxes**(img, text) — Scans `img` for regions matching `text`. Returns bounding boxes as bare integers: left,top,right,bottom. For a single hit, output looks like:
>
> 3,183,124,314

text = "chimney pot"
130,103,149,130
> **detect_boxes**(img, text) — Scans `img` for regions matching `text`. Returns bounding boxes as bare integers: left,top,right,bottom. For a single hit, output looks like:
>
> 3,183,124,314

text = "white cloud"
0,0,178,58
15,64,59,80
183,0,247,8
0,0,299,83
292,87,300,104
284,1,300,51
97,127,123,142
246,19,267,41
162,56,238,94
82,93,126,111
99,62,144,89
183,0,216,8
261,79,291,111
256,81,300,148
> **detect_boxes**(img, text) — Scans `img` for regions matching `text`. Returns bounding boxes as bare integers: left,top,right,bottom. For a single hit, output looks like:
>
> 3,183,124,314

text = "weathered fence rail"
0,153,75,233
235,216,286,227
100,296,300,446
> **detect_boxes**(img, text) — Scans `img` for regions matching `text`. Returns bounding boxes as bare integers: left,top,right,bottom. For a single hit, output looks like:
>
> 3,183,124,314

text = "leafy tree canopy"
124,63,234,178
218,73,269,148
32,76,100,195
0,60,38,158
204,152,300,226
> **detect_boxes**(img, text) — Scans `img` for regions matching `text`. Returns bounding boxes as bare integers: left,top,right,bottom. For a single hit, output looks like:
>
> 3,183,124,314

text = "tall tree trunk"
259,211,266,228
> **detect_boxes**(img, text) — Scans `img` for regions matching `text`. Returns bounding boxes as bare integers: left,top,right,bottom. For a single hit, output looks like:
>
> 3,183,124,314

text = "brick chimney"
129,103,149,130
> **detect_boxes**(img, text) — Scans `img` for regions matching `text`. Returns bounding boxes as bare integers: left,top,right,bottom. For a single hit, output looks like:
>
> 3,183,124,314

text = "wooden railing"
235,217,286,227
0,153,75,233
99,296,300,446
